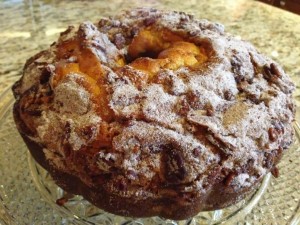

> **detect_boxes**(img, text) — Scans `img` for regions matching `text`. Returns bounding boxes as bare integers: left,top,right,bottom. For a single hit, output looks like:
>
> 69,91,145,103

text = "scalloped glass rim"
27,152,271,225
0,86,299,225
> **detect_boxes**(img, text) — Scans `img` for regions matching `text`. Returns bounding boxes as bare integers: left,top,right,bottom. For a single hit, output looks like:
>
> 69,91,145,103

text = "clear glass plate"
0,87,299,225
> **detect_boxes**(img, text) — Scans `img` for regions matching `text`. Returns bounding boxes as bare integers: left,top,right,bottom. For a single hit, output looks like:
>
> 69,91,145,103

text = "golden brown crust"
13,8,295,220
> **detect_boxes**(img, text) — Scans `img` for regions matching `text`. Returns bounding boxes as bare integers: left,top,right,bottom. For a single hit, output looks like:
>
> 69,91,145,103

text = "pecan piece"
192,147,201,157
247,94,261,104
263,65,273,81
224,172,236,186
163,146,186,184
263,63,282,82
270,63,282,78
114,33,126,49
56,193,74,206
205,104,215,116
271,166,279,178
56,197,68,206
224,90,234,101
268,127,279,142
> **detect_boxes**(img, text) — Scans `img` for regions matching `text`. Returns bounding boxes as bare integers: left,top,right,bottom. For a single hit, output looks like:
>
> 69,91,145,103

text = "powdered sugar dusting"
142,84,180,130
20,50,55,93
79,22,123,68
37,110,101,152
54,73,91,115
14,7,295,202
233,173,251,187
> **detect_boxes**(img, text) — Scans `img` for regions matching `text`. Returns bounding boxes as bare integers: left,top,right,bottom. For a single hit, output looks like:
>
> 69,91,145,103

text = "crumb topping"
13,8,295,198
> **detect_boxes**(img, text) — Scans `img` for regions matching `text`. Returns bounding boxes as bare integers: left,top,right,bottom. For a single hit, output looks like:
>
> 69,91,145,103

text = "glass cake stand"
0,87,299,225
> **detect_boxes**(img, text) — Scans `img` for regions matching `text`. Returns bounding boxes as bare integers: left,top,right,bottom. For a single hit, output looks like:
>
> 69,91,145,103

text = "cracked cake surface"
12,8,295,220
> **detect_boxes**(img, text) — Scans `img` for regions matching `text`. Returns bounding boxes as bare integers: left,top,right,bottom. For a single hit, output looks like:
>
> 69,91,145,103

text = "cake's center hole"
127,27,208,76
51,27,209,122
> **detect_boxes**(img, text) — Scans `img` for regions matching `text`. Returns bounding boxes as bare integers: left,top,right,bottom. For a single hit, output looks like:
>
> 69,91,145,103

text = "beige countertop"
0,0,299,224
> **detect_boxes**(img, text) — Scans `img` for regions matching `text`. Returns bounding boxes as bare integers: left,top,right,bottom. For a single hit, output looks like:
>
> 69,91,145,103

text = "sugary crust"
15,132,262,220
13,8,295,220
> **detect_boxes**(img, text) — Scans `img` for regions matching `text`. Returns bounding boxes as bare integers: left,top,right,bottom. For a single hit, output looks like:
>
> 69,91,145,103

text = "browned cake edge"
14,98,264,220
